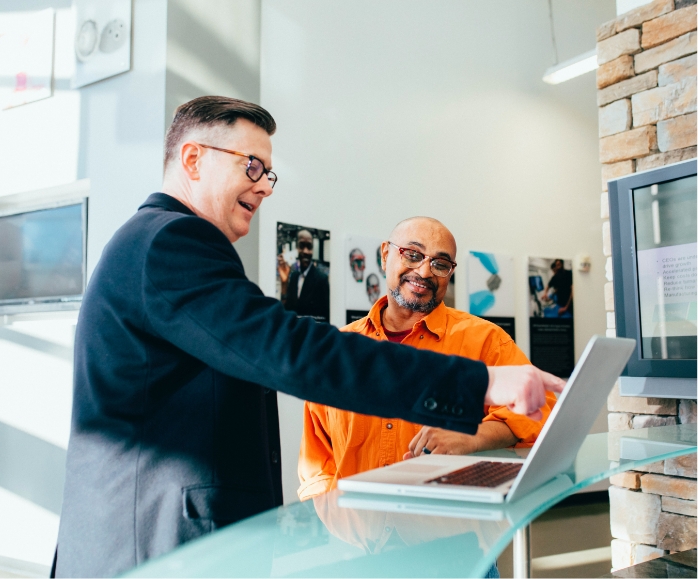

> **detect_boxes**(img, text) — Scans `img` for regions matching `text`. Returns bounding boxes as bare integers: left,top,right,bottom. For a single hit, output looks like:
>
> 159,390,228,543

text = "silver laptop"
337,335,636,504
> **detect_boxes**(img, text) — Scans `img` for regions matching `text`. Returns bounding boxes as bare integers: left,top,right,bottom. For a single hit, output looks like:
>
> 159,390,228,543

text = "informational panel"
633,176,697,360
528,257,575,377
276,222,331,324
345,235,386,325
466,251,516,339
72,0,132,88
0,9,54,111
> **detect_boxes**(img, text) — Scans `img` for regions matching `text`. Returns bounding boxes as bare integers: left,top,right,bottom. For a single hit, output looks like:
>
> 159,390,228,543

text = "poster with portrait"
345,235,386,324
466,251,516,339
528,257,575,377
0,9,54,111
276,222,331,324
72,0,132,88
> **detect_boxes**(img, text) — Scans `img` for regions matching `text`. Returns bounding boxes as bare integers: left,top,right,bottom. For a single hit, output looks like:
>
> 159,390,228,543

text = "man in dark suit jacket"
54,97,564,577
281,229,330,322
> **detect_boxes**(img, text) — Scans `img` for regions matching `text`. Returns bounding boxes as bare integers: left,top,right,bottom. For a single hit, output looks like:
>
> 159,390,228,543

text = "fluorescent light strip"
543,49,598,85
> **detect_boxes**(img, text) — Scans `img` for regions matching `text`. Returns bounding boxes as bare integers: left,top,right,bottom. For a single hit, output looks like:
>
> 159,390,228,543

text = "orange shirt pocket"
326,408,366,448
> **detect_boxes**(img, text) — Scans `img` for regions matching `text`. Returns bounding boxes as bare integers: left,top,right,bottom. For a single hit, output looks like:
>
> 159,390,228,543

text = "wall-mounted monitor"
0,200,87,315
609,158,696,399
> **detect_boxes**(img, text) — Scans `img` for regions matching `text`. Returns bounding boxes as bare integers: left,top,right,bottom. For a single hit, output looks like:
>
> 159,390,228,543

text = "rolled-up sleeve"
298,402,336,501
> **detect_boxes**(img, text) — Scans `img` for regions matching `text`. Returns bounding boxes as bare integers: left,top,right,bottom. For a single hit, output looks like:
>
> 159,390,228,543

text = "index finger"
407,428,423,454
540,371,566,393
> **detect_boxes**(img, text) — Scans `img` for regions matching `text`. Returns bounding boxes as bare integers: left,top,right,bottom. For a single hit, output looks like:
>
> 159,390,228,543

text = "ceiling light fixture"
543,49,598,84
542,0,597,85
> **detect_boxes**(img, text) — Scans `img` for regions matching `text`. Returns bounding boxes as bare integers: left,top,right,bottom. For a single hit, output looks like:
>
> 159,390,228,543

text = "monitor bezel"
0,198,88,313
609,158,697,380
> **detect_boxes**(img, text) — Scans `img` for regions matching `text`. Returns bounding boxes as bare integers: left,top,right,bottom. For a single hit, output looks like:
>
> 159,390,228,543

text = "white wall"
0,0,168,568
259,0,616,503
0,2,79,197
165,0,263,282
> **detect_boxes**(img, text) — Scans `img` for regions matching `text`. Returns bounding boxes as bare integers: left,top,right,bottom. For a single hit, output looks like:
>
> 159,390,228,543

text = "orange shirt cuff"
297,475,335,501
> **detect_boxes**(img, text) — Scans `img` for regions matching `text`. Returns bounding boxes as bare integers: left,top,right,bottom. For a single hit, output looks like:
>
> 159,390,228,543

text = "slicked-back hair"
163,96,276,171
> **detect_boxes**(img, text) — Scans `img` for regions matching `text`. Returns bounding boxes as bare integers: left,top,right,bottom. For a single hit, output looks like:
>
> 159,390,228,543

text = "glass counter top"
124,424,696,578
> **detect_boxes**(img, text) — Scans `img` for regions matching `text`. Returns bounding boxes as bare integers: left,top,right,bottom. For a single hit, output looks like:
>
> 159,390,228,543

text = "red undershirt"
380,308,412,343
382,327,412,343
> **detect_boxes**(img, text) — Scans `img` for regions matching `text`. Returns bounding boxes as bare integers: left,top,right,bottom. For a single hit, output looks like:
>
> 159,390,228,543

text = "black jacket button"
271,450,279,464
452,406,463,416
424,398,438,411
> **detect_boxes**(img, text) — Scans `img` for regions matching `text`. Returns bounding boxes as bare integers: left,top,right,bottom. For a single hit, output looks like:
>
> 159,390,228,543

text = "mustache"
400,273,437,292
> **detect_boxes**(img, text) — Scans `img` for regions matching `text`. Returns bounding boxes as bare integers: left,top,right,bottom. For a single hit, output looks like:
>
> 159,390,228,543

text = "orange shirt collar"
365,295,447,340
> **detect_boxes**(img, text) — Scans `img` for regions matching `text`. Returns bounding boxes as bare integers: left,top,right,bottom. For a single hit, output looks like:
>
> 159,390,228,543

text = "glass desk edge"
123,424,697,578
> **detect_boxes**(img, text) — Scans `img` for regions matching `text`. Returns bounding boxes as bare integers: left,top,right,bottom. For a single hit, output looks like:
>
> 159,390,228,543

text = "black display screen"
0,203,85,303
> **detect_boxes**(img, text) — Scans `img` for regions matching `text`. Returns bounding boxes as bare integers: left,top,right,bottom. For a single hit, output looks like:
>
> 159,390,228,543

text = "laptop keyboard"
426,461,522,488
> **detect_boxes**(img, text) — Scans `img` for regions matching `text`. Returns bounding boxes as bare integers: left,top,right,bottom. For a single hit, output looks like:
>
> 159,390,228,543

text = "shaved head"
389,217,457,260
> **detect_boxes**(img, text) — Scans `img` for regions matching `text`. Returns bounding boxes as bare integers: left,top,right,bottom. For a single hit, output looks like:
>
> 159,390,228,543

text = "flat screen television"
608,158,696,399
0,200,87,315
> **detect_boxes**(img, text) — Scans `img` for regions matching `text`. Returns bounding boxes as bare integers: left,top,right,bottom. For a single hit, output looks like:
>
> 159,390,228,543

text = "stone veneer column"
595,0,697,570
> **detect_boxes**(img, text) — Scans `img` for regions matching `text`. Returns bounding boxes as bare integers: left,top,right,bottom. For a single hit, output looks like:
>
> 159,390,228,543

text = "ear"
180,142,203,181
380,241,390,270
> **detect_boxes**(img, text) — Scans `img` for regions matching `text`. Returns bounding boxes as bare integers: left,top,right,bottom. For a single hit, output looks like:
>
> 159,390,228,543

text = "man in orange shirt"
298,217,557,501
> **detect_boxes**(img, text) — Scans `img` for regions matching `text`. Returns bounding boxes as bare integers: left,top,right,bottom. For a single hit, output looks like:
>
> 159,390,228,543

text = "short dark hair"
163,96,276,170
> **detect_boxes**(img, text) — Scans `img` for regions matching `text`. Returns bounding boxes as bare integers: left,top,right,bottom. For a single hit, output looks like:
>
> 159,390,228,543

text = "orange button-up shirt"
297,296,557,501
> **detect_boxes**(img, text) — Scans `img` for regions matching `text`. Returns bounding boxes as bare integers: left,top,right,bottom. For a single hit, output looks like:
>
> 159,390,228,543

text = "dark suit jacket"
284,264,330,322
55,193,488,577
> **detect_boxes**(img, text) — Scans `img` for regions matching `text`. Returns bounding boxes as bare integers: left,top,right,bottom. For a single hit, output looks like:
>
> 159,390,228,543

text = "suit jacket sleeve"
284,271,299,311
143,216,489,434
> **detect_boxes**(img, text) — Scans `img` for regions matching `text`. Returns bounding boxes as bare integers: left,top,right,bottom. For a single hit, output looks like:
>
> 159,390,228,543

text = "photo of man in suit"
277,227,330,323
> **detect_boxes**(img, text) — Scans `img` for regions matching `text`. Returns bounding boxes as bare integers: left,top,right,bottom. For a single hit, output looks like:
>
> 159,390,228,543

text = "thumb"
403,451,413,461
525,409,543,421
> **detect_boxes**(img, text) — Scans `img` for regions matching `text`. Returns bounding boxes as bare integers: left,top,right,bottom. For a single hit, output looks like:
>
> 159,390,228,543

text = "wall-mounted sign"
0,9,54,111
467,251,516,339
528,257,575,377
72,0,132,88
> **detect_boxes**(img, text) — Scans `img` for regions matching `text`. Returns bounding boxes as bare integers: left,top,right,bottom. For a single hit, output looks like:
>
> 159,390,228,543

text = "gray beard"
389,285,438,314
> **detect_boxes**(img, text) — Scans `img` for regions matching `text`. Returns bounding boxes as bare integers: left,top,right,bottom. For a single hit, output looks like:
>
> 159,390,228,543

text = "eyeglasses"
388,242,457,277
198,144,278,188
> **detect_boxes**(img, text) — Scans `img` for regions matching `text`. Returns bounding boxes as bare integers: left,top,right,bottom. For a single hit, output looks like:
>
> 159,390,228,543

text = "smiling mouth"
402,276,436,294
238,201,254,212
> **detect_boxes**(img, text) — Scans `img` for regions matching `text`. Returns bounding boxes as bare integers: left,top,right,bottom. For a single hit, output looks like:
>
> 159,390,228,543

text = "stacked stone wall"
596,0,697,570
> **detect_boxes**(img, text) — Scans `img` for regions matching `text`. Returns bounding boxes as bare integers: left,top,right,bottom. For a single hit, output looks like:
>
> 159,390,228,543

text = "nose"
255,174,274,197
416,258,433,278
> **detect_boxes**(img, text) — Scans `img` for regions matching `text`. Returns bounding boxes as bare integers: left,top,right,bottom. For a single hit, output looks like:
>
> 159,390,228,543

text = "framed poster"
528,257,575,377
466,251,516,339
345,235,386,324
276,222,331,324
0,9,54,111
72,0,132,88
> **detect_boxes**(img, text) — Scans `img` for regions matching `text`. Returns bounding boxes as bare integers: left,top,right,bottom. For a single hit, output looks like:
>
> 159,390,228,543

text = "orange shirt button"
386,423,393,429
376,332,380,337
420,335,424,339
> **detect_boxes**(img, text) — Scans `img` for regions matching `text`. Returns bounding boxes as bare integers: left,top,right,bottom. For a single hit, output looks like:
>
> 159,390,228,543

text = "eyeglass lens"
400,249,452,277
247,158,277,187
